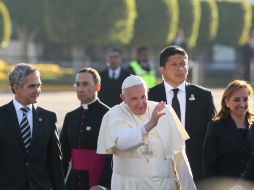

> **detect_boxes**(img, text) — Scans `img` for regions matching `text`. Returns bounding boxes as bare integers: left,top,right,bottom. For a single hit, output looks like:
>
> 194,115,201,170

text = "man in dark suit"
60,67,112,190
0,63,64,190
99,47,129,107
148,46,216,183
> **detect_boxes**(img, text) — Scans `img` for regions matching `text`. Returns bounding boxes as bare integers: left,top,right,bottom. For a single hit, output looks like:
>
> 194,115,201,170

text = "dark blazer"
148,82,216,181
99,68,129,107
241,136,254,181
203,117,254,179
0,101,64,190
60,100,111,189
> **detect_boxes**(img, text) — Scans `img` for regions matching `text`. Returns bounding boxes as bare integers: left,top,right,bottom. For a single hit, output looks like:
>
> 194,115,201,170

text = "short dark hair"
77,67,101,84
160,45,188,67
107,47,122,55
137,46,148,55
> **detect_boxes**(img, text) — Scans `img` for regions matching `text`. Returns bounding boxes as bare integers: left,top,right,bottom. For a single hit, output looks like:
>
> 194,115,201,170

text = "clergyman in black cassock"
60,67,112,190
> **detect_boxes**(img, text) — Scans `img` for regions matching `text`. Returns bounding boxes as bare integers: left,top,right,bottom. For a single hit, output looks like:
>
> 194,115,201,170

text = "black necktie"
172,88,181,120
112,71,115,79
20,107,32,152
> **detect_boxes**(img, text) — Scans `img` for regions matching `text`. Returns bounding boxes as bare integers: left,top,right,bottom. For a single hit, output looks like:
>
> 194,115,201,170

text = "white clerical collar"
164,81,186,93
13,98,33,112
81,98,97,109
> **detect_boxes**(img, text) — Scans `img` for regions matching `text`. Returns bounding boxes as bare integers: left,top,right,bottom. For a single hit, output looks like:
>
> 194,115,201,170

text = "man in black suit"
148,46,216,183
60,67,112,190
99,47,129,107
0,63,64,190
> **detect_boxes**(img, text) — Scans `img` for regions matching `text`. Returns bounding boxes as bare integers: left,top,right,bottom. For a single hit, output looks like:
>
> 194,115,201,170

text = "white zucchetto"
121,75,147,90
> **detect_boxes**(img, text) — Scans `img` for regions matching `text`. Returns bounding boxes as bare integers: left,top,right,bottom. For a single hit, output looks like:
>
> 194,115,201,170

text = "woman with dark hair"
203,80,254,182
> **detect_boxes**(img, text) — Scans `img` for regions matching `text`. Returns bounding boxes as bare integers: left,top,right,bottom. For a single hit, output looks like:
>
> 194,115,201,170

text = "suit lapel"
119,68,123,79
246,124,254,143
6,101,27,153
157,83,167,102
226,117,246,144
31,105,40,147
185,83,196,129
231,119,253,144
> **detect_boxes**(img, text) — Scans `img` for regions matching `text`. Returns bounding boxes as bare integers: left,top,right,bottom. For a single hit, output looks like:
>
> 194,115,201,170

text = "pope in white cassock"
97,75,196,190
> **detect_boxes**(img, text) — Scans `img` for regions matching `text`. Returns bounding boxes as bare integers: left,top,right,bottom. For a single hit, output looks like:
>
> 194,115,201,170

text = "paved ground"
0,89,225,130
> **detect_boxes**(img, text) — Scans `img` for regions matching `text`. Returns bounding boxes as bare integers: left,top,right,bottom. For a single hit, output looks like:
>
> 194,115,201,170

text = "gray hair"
8,63,39,87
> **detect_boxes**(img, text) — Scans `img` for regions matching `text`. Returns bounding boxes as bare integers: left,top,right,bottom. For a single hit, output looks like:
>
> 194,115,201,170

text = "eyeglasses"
168,63,188,69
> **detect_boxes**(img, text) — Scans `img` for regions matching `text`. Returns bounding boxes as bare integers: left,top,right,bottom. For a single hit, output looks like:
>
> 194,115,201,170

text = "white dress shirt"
13,99,33,136
164,81,186,127
108,67,121,79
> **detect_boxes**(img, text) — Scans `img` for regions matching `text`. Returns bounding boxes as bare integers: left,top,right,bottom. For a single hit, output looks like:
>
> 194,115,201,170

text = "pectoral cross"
142,145,153,162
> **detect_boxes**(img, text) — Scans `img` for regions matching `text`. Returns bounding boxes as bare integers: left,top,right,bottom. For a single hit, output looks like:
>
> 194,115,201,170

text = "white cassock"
97,100,197,190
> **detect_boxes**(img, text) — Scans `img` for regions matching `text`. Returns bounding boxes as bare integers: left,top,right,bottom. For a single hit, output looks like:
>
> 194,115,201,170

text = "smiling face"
225,87,249,119
121,84,148,115
159,53,188,88
13,71,42,106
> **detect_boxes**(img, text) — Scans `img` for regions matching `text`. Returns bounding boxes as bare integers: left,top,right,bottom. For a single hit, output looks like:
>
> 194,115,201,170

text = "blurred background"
2,0,254,90
2,2,254,188
2,0,254,128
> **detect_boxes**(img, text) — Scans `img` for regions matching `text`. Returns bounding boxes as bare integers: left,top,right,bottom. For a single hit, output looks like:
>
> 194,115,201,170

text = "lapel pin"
189,94,195,101
38,117,43,122
86,126,91,131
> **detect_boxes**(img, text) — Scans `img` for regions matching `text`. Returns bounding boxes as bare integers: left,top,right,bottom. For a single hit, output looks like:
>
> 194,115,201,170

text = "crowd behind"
1,45,254,190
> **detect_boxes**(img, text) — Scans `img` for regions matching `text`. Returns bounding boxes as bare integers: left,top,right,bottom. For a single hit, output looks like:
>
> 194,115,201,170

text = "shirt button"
25,162,29,166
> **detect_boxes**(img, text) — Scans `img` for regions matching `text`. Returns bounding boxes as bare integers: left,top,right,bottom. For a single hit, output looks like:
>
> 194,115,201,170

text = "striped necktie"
20,107,32,152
